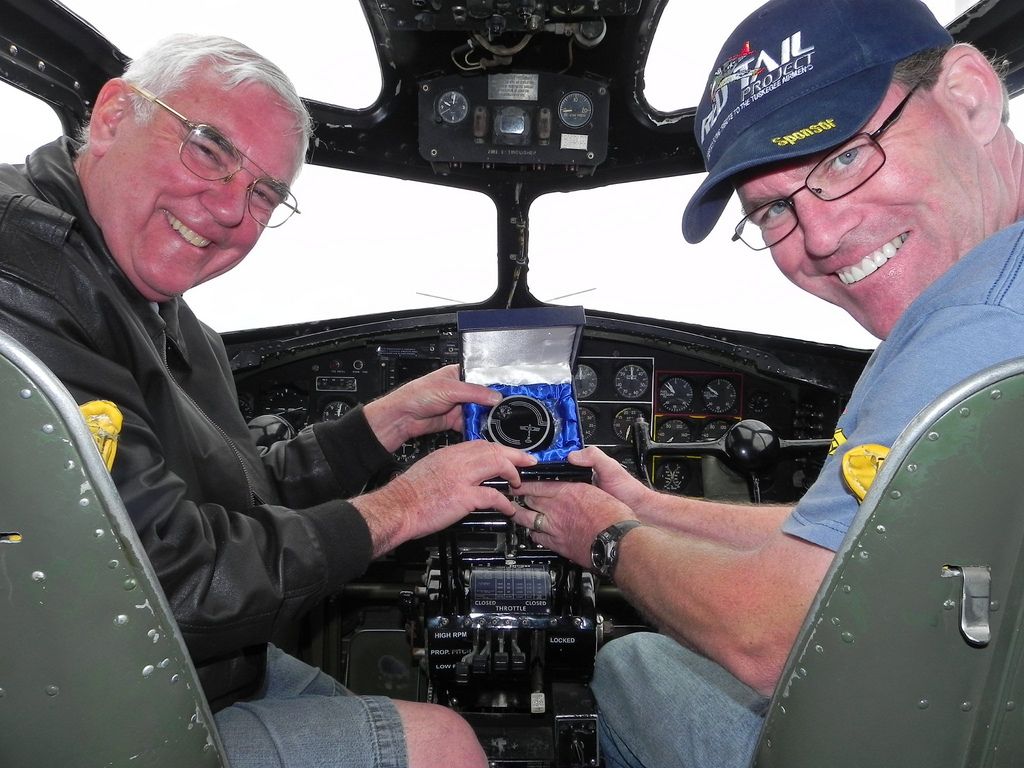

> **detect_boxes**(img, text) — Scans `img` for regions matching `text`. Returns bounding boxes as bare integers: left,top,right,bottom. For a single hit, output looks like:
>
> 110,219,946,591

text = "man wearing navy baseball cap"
684,0,952,248
508,0,1024,765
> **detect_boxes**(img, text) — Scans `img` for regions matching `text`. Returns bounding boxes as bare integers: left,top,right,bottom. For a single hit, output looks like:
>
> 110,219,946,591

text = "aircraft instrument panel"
229,312,848,503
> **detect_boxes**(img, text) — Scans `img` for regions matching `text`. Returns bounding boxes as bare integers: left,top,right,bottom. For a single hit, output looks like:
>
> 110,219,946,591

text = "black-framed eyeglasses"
127,83,300,228
732,83,920,251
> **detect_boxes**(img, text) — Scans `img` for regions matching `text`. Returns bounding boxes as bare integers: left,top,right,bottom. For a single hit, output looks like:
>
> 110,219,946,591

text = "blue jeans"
592,633,768,768
214,646,407,768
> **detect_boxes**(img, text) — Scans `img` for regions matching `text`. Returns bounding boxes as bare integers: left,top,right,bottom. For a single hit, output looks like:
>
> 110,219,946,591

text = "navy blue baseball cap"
682,0,952,244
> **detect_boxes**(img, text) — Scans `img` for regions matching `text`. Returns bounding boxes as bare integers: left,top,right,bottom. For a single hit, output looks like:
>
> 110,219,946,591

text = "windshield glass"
189,166,496,329
1,0,1002,348
527,177,881,348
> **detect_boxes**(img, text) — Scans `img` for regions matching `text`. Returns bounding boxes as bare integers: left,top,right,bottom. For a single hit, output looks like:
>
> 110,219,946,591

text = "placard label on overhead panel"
488,73,539,101
561,134,589,151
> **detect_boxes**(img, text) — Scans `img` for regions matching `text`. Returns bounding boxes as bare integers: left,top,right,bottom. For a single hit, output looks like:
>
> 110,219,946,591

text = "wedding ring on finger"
533,512,547,534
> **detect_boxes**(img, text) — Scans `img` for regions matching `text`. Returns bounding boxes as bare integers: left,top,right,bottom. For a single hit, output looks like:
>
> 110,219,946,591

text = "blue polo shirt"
784,220,1024,550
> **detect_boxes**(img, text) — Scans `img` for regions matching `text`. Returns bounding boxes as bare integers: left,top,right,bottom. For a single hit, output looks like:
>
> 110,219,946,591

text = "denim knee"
591,633,768,768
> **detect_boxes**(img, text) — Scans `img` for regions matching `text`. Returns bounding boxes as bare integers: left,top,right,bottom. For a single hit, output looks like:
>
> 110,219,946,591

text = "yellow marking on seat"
80,400,123,471
841,444,890,503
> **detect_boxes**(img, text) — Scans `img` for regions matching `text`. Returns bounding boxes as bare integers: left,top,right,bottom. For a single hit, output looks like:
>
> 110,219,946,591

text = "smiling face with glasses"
733,82,920,252
128,83,300,229
74,73,305,302
731,62,1012,341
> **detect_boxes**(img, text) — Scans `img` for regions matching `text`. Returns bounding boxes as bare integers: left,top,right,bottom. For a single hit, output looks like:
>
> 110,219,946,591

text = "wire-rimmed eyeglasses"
732,83,921,251
127,83,300,228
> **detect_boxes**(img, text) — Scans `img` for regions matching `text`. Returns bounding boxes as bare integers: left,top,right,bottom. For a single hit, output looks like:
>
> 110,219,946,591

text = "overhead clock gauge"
436,90,469,124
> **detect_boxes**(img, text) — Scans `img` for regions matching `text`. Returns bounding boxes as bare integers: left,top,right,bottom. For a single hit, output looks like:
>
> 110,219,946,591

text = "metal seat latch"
942,565,991,647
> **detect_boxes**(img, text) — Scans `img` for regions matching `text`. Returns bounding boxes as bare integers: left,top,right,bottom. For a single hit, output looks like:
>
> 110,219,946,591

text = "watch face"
590,539,606,570
591,532,615,576
591,521,642,577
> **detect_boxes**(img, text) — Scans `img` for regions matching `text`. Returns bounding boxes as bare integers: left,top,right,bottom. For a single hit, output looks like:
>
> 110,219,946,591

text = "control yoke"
631,417,831,479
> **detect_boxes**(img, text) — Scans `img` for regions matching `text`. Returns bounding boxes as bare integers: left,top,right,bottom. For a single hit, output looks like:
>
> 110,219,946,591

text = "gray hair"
79,33,313,170
893,44,1010,124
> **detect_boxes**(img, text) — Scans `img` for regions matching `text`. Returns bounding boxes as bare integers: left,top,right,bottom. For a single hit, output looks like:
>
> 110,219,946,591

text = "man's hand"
509,480,636,568
353,440,537,557
363,365,502,452
566,446,655,511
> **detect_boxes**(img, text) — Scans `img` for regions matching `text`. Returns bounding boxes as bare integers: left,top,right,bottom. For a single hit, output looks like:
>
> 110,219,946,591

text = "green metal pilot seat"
753,357,1024,768
0,329,227,767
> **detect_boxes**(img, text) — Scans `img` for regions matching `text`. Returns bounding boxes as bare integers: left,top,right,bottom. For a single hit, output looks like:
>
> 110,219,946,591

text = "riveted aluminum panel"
0,331,226,768
755,358,1024,768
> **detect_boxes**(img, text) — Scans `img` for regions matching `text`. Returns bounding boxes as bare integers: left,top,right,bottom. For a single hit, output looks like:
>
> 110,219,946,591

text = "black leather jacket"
0,139,395,710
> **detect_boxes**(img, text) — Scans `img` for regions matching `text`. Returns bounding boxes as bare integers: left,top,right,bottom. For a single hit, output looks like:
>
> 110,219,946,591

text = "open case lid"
458,306,586,386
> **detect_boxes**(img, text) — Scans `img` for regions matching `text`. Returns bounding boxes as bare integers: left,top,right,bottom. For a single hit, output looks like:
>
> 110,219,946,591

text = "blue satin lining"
464,382,582,462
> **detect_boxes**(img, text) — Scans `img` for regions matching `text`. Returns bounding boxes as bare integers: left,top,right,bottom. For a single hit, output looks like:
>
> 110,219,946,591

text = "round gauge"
614,364,650,399
700,418,732,441
613,406,647,442
485,395,552,451
701,377,738,414
658,376,694,413
655,460,690,493
321,399,352,421
558,90,594,128
748,390,771,415
394,437,423,464
436,90,469,124
574,363,599,399
578,405,598,442
657,418,692,443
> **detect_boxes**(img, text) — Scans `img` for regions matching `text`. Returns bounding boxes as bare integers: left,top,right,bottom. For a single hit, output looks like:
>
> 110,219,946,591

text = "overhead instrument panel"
419,72,610,168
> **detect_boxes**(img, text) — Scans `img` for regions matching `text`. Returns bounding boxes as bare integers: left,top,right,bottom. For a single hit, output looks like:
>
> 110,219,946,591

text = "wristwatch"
590,520,645,579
